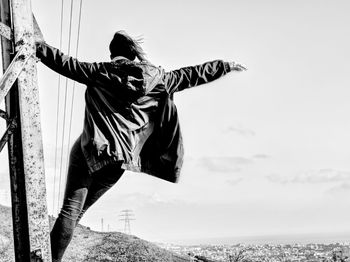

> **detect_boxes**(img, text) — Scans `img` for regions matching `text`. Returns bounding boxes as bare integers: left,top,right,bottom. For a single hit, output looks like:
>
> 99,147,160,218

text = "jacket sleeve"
163,60,231,95
35,42,115,86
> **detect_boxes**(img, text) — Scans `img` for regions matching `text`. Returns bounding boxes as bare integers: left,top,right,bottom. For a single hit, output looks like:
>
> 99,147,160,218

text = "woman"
35,31,246,261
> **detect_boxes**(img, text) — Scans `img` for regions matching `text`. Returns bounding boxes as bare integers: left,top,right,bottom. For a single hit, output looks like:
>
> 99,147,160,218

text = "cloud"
0,172,9,184
196,154,269,174
0,188,11,206
116,192,182,207
0,172,11,205
253,154,270,160
198,157,253,173
224,125,255,137
266,169,350,184
265,173,288,184
226,177,244,186
327,183,350,195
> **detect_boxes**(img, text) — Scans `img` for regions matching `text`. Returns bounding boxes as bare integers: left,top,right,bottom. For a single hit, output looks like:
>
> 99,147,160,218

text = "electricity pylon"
119,209,135,235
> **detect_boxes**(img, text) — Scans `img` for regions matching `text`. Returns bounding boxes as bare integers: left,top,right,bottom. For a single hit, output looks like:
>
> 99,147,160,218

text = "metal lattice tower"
0,0,51,260
119,209,135,235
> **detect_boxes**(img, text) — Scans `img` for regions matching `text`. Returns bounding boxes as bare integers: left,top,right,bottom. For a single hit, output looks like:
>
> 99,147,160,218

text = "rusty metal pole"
0,0,31,261
10,0,51,261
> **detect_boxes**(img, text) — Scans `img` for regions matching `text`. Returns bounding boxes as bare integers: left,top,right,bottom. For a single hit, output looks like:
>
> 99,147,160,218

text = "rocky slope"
0,204,190,262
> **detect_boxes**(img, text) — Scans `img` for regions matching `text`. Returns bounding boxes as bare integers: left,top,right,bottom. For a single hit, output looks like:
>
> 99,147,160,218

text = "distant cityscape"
159,242,350,262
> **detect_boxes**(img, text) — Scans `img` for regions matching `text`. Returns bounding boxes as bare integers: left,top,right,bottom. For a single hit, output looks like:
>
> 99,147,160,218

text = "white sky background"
1,0,350,243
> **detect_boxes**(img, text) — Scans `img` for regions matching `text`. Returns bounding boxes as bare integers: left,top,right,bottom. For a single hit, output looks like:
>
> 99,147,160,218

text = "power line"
56,0,74,214
52,0,65,216
64,0,83,176
52,0,84,215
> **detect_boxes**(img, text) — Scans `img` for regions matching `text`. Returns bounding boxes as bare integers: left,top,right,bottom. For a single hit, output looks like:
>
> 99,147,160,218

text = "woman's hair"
109,31,147,61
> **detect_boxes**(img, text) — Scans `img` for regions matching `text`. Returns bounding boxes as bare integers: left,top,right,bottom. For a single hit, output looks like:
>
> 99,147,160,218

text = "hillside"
0,204,191,262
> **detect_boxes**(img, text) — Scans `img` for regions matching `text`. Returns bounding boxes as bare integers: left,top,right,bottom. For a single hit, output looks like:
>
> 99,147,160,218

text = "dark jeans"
50,137,124,262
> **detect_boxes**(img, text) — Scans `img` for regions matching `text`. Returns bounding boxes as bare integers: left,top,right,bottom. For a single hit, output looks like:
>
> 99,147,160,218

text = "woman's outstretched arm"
36,41,146,92
35,42,107,85
35,41,147,97
163,60,246,95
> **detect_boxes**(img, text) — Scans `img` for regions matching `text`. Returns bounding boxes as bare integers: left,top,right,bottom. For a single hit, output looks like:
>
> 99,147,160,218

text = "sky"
1,0,350,244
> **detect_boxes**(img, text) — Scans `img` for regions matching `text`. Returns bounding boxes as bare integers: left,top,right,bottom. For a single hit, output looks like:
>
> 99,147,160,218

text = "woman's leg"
76,162,124,225
51,137,125,261
50,137,92,262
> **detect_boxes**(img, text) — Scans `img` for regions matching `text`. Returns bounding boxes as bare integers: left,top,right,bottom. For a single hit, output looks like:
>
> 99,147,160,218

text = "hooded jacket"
36,42,231,183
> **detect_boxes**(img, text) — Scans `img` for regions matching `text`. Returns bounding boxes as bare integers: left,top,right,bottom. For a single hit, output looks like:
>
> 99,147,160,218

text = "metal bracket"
0,109,8,120
0,45,33,102
0,21,13,40
30,249,43,262
0,117,17,152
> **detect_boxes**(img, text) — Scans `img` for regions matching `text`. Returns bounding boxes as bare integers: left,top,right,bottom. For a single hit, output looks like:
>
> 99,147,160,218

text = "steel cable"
52,0,65,216
56,0,74,214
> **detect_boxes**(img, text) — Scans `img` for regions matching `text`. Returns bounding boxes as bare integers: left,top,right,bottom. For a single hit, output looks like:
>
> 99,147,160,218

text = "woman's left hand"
228,61,247,71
